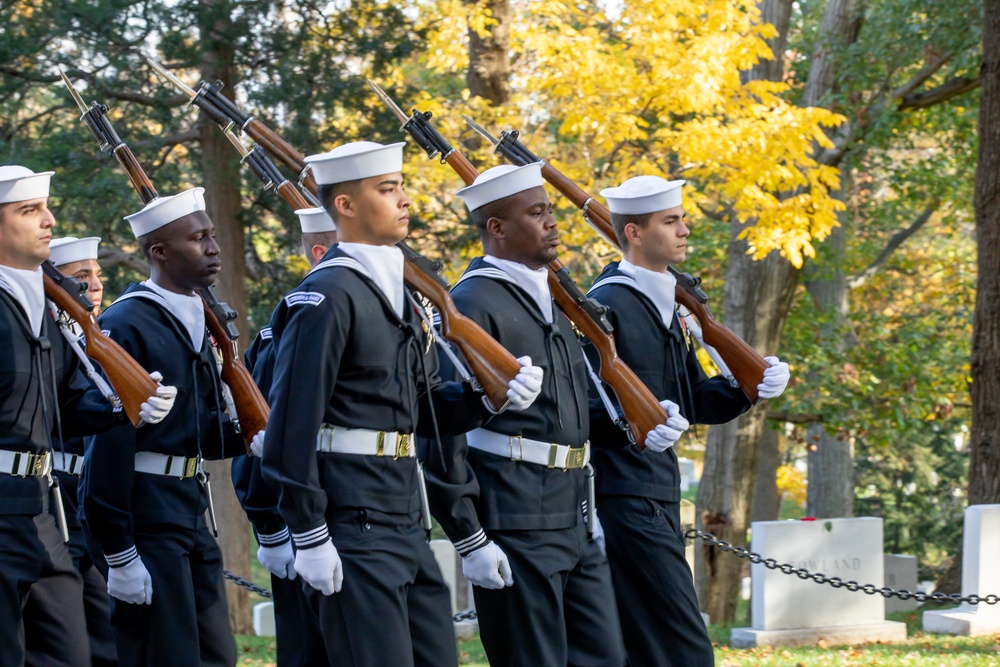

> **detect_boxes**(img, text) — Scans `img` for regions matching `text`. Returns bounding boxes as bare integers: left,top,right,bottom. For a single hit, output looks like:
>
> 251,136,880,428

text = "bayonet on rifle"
461,114,500,147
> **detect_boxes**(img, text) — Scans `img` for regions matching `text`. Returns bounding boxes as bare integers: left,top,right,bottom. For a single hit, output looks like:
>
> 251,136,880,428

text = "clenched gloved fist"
139,371,177,425
257,538,296,580
462,540,514,590
644,400,690,453
107,556,153,605
294,540,343,596
250,430,266,457
505,356,544,411
757,356,790,399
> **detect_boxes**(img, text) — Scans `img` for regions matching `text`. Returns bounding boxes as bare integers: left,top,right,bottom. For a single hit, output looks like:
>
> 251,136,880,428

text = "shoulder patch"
101,329,111,337
259,327,273,339
284,292,326,308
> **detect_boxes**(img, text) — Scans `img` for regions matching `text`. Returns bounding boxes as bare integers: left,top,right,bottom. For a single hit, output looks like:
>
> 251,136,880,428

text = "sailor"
22,235,118,667
588,175,790,667
232,206,336,666
80,187,245,667
434,163,627,666
0,165,173,667
260,141,542,667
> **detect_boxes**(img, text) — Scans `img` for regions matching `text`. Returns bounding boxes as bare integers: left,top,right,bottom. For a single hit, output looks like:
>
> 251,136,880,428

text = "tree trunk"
968,0,1000,507
465,0,511,105
804,185,857,519
199,0,252,635
695,247,800,623
751,426,782,522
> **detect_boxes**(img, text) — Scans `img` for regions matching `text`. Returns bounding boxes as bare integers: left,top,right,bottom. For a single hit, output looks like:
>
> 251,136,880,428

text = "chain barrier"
685,528,1000,607
222,569,274,600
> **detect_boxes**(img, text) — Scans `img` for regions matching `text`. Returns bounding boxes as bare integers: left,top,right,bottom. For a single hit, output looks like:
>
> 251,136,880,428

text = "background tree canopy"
1,0,984,626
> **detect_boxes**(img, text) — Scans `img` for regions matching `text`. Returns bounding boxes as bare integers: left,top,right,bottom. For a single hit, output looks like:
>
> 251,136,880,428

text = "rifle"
368,81,668,449
59,72,268,448
462,116,768,404
216,127,521,412
41,261,157,426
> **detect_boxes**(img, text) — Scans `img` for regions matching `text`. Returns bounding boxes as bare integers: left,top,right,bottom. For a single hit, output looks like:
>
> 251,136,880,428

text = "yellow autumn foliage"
401,0,845,268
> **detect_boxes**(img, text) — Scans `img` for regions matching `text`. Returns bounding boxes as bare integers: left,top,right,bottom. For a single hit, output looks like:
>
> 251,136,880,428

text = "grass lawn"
235,607,1000,666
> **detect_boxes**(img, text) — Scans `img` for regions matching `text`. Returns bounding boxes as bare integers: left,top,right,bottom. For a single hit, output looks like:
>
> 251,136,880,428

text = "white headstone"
731,517,906,648
253,601,276,636
884,554,919,614
923,504,1000,636
678,457,697,490
430,539,459,612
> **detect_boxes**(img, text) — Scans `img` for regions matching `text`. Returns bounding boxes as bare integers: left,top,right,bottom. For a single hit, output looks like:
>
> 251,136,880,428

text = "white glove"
294,540,343,595
139,372,177,425
257,540,296,580
644,400,690,453
591,510,606,556
250,430,266,457
107,557,153,605
462,541,514,590
505,356,544,411
757,356,790,399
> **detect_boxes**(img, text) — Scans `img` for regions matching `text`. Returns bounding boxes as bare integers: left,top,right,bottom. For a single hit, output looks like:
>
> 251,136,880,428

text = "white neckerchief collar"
142,279,206,352
0,264,45,336
619,258,676,329
484,255,553,323
338,243,405,317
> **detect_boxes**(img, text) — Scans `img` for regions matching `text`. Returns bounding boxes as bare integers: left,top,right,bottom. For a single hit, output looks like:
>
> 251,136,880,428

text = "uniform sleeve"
685,343,751,425
413,327,490,438
261,291,350,548
56,331,128,438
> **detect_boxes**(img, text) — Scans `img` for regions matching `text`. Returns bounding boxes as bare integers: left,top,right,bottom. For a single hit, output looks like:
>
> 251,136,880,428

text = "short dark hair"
301,231,338,258
469,197,513,236
136,225,170,261
611,211,653,250
318,180,361,224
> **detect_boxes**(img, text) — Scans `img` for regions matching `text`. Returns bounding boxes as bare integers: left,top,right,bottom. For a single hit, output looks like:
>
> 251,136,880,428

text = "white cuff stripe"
292,525,330,549
105,546,138,568
257,527,290,546
454,529,488,556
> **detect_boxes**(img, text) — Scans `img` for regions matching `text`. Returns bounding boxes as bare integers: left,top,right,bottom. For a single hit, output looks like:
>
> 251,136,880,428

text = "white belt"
316,425,414,459
53,453,85,476
134,452,201,479
466,429,590,470
0,449,52,477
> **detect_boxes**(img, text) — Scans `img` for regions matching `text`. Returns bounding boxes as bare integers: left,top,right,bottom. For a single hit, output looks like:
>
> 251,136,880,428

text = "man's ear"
311,244,329,264
624,222,642,247
148,242,167,262
486,216,505,241
333,193,355,220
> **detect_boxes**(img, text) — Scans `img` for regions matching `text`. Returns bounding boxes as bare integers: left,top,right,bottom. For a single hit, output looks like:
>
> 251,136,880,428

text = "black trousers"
474,521,626,667
0,512,89,667
24,499,117,667
598,495,714,667
304,509,457,667
270,570,326,667
93,523,237,667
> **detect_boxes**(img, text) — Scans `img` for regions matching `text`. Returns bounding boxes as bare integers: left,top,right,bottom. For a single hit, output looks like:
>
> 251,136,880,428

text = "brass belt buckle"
567,447,585,470
395,433,410,460
376,431,386,457
184,457,199,479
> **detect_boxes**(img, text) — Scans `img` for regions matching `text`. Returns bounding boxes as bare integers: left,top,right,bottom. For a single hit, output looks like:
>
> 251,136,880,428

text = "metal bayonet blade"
146,58,198,100
223,129,250,157
366,79,410,125
58,70,89,115
461,114,500,146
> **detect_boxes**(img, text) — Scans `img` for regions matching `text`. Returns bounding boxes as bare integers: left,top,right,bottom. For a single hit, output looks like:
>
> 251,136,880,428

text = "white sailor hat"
49,236,101,266
303,141,406,186
296,207,336,233
124,187,206,237
0,165,55,204
600,176,686,216
455,163,545,213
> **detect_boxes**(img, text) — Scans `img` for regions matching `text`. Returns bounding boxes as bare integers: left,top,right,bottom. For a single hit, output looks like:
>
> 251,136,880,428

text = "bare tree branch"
890,51,956,100
98,245,149,276
134,127,201,149
847,201,938,289
767,410,824,424
898,76,981,110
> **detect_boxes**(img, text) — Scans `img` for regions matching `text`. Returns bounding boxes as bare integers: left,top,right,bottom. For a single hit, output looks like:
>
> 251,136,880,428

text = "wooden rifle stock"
511,152,767,404
67,92,266,449
42,269,156,426
235,126,522,412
